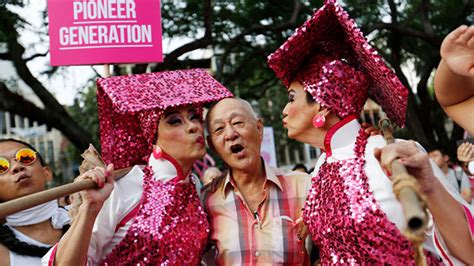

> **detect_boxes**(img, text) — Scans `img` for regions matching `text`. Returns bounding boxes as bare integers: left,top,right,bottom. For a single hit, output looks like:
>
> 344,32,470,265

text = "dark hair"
427,147,447,156
0,224,69,257
305,91,316,104
0,138,45,166
292,163,308,173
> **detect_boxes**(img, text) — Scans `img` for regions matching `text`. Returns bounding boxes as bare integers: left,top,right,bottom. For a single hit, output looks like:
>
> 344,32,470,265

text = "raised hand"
76,163,115,212
440,25,474,77
374,141,436,193
361,122,380,136
457,142,474,163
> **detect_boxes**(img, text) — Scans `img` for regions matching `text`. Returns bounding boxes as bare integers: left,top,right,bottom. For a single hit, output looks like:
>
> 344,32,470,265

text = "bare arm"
434,25,474,135
0,244,9,265
54,164,114,266
375,141,474,264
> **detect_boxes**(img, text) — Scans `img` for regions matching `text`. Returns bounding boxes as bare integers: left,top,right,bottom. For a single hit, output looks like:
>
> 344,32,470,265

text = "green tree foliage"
67,82,100,158
343,0,473,156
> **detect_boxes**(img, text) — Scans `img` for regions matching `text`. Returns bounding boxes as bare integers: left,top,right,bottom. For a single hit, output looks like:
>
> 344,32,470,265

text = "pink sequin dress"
101,162,209,265
303,128,441,265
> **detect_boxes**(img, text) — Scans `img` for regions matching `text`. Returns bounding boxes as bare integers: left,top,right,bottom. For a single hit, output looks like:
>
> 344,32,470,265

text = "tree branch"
402,2,423,27
387,0,398,23
202,0,212,39
40,66,59,76
152,0,213,72
23,51,48,62
216,0,302,78
244,78,278,100
0,82,50,126
222,49,265,84
416,59,438,146
0,53,10,60
420,0,435,38
384,0,430,147
1,6,92,149
365,22,442,46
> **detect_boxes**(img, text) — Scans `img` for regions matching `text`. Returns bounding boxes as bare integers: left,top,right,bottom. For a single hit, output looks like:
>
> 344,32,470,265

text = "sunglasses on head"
0,148,37,175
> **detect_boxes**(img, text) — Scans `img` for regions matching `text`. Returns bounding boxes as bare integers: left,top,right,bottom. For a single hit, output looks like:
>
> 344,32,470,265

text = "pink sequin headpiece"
97,69,233,169
267,0,408,126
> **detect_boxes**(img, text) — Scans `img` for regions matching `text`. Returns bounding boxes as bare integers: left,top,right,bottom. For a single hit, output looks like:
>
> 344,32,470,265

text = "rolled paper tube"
79,144,106,174
0,167,131,219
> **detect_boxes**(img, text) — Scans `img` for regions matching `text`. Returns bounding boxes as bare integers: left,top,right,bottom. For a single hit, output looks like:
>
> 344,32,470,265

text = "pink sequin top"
303,119,441,265
101,152,209,265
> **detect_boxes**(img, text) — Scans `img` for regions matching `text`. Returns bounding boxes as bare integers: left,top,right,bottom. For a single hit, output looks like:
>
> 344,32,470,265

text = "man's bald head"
205,98,258,133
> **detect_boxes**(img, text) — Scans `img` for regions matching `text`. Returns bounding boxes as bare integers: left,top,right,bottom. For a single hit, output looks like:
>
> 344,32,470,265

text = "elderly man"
202,98,312,265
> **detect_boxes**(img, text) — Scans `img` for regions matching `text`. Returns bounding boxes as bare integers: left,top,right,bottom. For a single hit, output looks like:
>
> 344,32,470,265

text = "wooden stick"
379,116,427,266
379,118,428,235
0,168,131,219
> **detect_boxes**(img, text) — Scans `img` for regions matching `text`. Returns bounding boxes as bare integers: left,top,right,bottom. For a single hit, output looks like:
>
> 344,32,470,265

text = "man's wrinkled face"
207,98,263,171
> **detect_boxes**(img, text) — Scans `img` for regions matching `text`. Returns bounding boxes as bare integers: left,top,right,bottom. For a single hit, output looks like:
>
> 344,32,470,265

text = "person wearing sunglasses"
0,138,105,266
42,69,232,265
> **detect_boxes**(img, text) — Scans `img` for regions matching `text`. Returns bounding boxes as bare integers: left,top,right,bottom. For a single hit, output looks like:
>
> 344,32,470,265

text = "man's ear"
43,166,53,182
207,135,215,152
443,154,450,163
257,118,264,140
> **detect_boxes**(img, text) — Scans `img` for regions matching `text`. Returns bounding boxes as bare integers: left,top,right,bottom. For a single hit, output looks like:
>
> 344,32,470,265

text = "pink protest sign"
48,0,162,66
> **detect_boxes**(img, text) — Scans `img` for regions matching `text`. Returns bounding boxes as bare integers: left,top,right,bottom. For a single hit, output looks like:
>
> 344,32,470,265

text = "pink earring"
312,114,326,128
153,147,162,159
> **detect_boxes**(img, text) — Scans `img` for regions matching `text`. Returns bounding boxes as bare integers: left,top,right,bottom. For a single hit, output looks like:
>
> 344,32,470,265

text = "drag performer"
0,139,71,266
268,0,474,264
43,69,232,265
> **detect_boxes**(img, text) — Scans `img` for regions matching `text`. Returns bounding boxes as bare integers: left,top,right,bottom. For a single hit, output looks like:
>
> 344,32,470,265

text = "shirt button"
255,251,261,257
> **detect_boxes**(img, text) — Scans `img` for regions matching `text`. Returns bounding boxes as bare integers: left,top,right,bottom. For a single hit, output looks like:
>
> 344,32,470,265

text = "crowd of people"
1,0,473,265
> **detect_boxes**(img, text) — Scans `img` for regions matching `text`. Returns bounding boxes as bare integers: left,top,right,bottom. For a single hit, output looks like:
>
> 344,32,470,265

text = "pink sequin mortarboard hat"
267,0,408,126
97,69,233,169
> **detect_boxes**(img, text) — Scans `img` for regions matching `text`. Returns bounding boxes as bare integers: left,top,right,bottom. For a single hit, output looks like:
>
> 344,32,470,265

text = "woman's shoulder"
97,165,145,222
366,134,387,149
115,165,145,187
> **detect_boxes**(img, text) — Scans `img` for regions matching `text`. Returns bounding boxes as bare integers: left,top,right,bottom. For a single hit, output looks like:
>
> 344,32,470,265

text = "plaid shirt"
202,161,312,265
